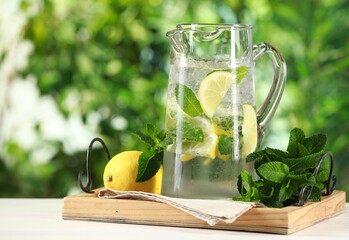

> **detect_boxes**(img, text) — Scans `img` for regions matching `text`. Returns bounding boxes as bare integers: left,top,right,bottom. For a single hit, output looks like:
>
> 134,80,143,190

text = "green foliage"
0,0,348,198
234,128,329,207
133,124,171,182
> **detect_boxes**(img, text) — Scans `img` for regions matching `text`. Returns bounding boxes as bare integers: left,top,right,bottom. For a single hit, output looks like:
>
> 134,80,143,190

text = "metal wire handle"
78,137,111,193
296,152,337,206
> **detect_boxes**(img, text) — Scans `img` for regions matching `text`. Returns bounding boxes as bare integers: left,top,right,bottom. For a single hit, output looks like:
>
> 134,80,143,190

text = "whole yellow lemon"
103,151,163,194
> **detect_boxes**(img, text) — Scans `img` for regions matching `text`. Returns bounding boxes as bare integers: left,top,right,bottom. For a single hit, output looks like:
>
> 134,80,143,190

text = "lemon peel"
241,104,258,160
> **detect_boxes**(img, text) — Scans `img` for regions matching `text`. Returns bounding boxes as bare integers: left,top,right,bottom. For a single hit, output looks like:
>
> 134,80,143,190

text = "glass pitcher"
161,24,286,199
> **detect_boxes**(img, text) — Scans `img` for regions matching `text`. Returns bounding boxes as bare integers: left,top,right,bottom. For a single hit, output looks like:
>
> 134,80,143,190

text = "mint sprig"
134,122,206,182
133,124,173,182
234,128,330,208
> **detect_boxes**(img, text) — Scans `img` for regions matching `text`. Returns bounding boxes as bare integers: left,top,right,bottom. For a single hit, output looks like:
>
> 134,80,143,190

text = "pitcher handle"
253,43,287,143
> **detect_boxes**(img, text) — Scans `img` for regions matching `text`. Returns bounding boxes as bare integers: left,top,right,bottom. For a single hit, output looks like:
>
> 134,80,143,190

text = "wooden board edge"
62,190,346,235
62,215,290,235
286,191,346,234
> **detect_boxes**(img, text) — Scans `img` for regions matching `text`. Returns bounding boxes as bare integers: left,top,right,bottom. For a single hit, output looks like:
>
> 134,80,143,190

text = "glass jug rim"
166,23,252,37
177,23,252,30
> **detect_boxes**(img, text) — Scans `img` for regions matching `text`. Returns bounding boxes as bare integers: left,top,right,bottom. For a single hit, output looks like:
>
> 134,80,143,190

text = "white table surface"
0,199,348,240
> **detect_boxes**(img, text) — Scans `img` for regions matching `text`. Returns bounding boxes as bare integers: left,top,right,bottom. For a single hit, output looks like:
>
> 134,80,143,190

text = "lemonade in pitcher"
161,24,286,199
161,57,257,199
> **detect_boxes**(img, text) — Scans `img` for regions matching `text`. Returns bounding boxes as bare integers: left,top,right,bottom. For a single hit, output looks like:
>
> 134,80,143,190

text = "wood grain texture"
62,190,345,235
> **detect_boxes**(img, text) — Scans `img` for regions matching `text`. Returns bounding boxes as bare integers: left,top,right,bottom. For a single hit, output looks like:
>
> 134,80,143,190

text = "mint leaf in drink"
182,121,204,142
212,116,233,131
236,66,248,83
167,120,204,143
175,84,203,117
234,128,330,208
218,135,233,155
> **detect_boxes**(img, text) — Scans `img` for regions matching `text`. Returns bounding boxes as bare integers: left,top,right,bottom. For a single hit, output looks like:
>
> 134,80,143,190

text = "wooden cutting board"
62,190,345,235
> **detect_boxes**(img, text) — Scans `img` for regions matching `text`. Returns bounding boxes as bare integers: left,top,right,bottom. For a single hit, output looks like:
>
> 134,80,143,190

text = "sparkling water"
161,58,255,199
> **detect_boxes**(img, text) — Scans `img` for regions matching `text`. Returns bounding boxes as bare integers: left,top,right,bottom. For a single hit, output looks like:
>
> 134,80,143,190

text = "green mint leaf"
236,66,248,83
306,175,316,185
316,170,329,182
246,150,265,163
258,184,274,199
212,116,233,131
257,161,289,183
236,171,248,196
158,134,174,149
182,121,204,142
279,179,294,202
315,182,325,190
175,84,203,117
297,143,310,156
308,186,322,202
133,130,156,147
133,124,165,148
303,133,327,154
287,128,305,156
146,124,161,145
282,151,324,173
136,150,162,182
167,120,204,143
234,170,261,202
287,172,313,182
261,189,284,208
254,153,274,171
218,135,233,155
265,148,290,159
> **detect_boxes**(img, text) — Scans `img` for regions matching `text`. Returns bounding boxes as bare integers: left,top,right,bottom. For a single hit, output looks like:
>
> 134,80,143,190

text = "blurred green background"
0,0,348,198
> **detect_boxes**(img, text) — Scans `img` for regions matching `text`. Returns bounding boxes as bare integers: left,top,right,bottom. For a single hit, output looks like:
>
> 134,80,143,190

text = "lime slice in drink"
241,104,258,159
198,71,235,118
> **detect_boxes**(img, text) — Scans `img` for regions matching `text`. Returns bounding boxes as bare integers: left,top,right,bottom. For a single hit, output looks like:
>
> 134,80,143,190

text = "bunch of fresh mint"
233,128,330,207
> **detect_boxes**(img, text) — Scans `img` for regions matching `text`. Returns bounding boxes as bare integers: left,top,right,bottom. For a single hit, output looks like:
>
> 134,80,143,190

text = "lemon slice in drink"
241,104,258,159
198,71,235,118
182,132,218,159
167,117,219,160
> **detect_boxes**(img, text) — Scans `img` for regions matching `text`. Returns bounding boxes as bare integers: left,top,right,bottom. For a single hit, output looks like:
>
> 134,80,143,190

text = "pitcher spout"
166,29,185,54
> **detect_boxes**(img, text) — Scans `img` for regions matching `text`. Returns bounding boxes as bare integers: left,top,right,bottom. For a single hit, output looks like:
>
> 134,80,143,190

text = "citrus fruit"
241,104,258,159
198,71,235,118
180,154,195,162
167,117,219,160
181,131,218,159
103,151,163,194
